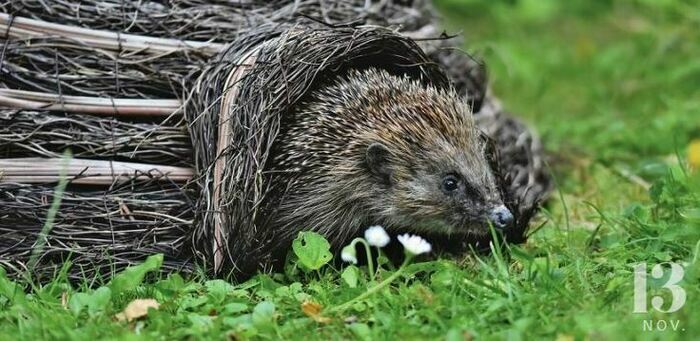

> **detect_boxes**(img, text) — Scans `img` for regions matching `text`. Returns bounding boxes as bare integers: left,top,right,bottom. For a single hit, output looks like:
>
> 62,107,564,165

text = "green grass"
2,0,699,339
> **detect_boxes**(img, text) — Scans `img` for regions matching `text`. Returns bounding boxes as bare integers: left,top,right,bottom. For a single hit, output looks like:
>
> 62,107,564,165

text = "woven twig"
0,158,193,184
0,179,195,282
0,37,206,98
0,89,180,116
0,110,191,165
0,13,224,54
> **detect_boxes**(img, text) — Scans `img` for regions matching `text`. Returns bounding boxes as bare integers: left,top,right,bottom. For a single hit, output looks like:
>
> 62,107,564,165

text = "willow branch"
0,158,194,184
0,89,181,116
0,13,225,55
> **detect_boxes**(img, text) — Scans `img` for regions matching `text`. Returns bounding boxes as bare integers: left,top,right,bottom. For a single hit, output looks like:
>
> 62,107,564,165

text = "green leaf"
205,279,235,304
222,314,258,338
222,302,249,314
446,328,467,341
90,287,112,313
431,268,456,288
341,265,360,288
155,273,186,297
187,314,214,331
347,323,372,341
68,286,112,316
0,267,25,305
252,301,276,327
68,293,90,316
109,254,163,295
178,295,208,313
292,231,332,270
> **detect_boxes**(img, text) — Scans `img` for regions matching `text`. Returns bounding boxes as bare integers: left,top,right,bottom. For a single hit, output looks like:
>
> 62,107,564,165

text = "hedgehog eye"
441,174,460,193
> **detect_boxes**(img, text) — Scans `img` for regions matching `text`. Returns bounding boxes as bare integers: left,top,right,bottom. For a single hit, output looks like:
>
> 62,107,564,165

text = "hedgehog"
251,68,514,270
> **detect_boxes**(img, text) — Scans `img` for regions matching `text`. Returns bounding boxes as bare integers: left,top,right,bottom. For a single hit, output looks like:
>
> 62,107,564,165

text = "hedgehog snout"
488,205,514,230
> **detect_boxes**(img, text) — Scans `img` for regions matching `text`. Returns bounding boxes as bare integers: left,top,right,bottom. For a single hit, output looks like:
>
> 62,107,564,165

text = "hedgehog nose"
489,205,514,229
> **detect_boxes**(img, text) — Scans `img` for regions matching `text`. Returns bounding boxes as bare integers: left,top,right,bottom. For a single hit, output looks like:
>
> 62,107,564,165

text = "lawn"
1,0,699,339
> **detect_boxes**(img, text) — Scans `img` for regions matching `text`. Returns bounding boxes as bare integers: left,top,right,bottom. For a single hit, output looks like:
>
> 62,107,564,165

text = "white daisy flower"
397,234,432,256
364,225,390,248
340,245,357,264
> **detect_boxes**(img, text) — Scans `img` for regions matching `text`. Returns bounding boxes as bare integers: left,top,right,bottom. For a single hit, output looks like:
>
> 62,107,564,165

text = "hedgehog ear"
366,143,392,185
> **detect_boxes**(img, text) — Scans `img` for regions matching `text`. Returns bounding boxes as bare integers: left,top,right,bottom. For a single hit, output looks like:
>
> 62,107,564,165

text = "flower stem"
330,256,412,313
360,240,375,281
349,238,375,281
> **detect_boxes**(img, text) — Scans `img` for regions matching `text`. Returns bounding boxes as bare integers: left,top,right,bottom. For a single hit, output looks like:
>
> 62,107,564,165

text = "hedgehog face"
366,132,513,236
407,167,511,236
